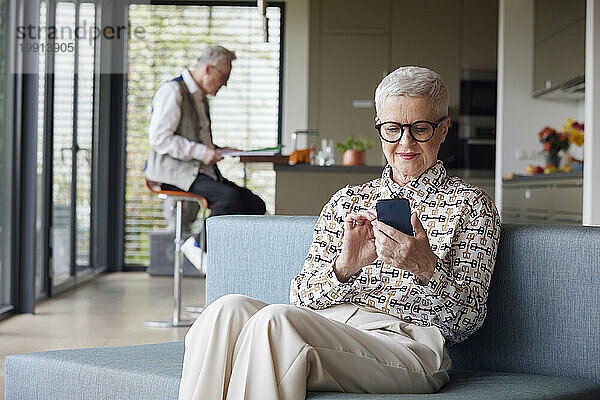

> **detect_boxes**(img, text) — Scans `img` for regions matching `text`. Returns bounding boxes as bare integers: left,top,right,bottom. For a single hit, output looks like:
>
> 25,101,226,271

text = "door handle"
60,145,91,165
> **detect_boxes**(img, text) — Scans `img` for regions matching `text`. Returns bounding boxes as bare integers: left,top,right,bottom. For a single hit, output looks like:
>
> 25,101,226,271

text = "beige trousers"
178,294,450,400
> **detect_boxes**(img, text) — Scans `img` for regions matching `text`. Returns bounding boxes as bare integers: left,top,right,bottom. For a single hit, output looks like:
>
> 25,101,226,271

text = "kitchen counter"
274,164,384,174
503,171,583,182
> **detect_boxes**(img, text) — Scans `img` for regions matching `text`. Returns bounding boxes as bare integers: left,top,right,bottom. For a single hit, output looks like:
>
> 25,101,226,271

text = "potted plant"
335,136,374,166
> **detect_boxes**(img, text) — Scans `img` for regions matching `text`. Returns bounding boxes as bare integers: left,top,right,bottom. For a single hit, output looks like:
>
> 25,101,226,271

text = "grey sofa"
5,216,600,399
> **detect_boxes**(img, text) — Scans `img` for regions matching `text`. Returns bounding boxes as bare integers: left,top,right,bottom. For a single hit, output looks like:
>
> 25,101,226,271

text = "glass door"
48,1,96,291
74,2,95,274
51,1,76,287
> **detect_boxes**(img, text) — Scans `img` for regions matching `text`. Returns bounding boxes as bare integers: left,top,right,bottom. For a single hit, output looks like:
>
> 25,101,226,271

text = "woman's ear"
440,117,451,142
440,117,451,143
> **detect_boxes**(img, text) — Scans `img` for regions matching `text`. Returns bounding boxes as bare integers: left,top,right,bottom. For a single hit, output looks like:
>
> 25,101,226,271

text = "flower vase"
545,152,561,168
342,150,366,166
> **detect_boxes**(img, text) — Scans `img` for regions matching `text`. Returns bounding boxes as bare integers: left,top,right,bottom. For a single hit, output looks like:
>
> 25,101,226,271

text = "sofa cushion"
5,342,183,400
6,342,600,400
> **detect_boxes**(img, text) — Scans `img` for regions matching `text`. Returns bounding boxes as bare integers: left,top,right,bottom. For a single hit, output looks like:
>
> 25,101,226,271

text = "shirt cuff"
332,267,359,288
328,255,359,293
191,143,208,161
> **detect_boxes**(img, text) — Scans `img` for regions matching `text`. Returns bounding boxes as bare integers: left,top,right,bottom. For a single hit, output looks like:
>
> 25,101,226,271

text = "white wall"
281,0,310,155
496,0,584,211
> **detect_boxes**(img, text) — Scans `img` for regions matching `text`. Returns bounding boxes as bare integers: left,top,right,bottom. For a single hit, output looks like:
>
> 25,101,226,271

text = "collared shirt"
148,69,214,162
290,161,501,346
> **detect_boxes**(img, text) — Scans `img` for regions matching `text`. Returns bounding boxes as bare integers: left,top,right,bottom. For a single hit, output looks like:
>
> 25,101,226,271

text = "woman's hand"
372,213,439,285
334,210,378,282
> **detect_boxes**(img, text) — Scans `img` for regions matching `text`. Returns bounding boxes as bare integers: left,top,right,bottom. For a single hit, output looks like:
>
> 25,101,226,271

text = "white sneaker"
181,236,207,276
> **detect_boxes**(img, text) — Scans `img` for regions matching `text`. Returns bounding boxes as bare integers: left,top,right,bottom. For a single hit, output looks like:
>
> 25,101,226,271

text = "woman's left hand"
372,213,439,285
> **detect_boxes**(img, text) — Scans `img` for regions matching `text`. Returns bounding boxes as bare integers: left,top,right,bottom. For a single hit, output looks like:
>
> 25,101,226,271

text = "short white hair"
195,45,236,68
374,66,448,119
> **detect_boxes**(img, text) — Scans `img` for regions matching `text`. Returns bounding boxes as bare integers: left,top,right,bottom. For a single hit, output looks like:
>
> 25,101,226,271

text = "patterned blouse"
290,161,501,346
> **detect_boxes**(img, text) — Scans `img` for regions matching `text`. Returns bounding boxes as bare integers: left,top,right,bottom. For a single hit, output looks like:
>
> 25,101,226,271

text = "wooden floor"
0,272,205,395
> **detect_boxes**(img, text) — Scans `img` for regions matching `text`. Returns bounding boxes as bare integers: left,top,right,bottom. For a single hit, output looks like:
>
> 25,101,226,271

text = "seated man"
145,45,266,272
178,66,501,399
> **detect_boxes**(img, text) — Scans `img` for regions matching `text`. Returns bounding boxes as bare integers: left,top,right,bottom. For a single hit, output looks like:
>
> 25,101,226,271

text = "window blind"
125,4,282,266
51,1,76,283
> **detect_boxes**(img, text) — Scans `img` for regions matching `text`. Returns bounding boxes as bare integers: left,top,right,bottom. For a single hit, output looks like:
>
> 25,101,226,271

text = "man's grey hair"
194,45,237,68
374,66,448,119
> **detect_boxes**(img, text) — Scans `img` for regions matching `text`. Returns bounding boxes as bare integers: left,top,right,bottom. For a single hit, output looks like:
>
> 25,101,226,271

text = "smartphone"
375,198,414,236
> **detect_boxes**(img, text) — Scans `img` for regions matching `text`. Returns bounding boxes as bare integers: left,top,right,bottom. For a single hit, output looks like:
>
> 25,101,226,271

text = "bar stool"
143,179,209,328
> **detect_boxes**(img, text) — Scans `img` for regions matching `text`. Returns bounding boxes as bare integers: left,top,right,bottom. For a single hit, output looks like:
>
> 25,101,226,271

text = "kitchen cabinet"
321,0,390,32
534,0,585,42
315,34,389,166
502,174,583,225
308,0,390,166
461,0,499,70
533,0,585,96
389,1,461,108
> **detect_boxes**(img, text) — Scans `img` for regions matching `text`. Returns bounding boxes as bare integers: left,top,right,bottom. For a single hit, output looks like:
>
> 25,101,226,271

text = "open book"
221,145,281,157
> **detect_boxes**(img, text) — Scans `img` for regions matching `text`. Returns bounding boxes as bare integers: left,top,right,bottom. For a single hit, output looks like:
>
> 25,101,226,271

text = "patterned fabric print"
290,161,501,346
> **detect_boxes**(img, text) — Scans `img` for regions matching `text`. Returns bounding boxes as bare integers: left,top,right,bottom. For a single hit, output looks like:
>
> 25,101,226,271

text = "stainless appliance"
457,69,496,170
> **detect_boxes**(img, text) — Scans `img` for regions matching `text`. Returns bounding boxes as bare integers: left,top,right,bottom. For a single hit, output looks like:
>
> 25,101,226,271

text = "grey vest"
145,77,221,191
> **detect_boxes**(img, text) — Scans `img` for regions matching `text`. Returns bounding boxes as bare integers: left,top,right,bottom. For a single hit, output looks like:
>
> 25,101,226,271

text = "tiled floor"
0,272,205,395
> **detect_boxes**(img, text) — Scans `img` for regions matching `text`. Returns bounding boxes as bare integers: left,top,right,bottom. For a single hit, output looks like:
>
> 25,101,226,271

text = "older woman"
178,66,501,400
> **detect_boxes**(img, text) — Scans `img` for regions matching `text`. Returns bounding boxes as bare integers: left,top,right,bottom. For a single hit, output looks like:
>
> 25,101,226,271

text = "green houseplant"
335,136,374,166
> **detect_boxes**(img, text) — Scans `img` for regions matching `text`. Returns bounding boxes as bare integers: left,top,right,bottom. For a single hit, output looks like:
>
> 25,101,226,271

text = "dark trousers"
162,173,266,249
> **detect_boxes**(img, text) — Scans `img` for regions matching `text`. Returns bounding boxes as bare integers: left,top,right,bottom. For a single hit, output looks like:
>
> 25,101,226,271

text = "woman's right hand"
333,210,377,282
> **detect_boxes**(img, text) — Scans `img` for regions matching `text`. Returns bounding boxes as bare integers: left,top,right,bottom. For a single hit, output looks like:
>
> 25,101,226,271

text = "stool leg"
183,203,206,315
144,199,194,328
173,199,183,324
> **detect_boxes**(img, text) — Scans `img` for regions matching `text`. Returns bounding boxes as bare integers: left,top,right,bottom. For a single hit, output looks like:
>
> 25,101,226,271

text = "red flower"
538,126,555,140
544,142,551,152
538,125,570,154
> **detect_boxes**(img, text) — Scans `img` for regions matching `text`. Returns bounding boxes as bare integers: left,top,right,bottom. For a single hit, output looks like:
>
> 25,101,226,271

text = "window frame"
122,0,286,269
0,0,16,320
42,0,103,296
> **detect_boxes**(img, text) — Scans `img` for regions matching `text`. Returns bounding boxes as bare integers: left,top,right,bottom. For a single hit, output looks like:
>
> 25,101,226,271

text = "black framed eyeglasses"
375,116,448,143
